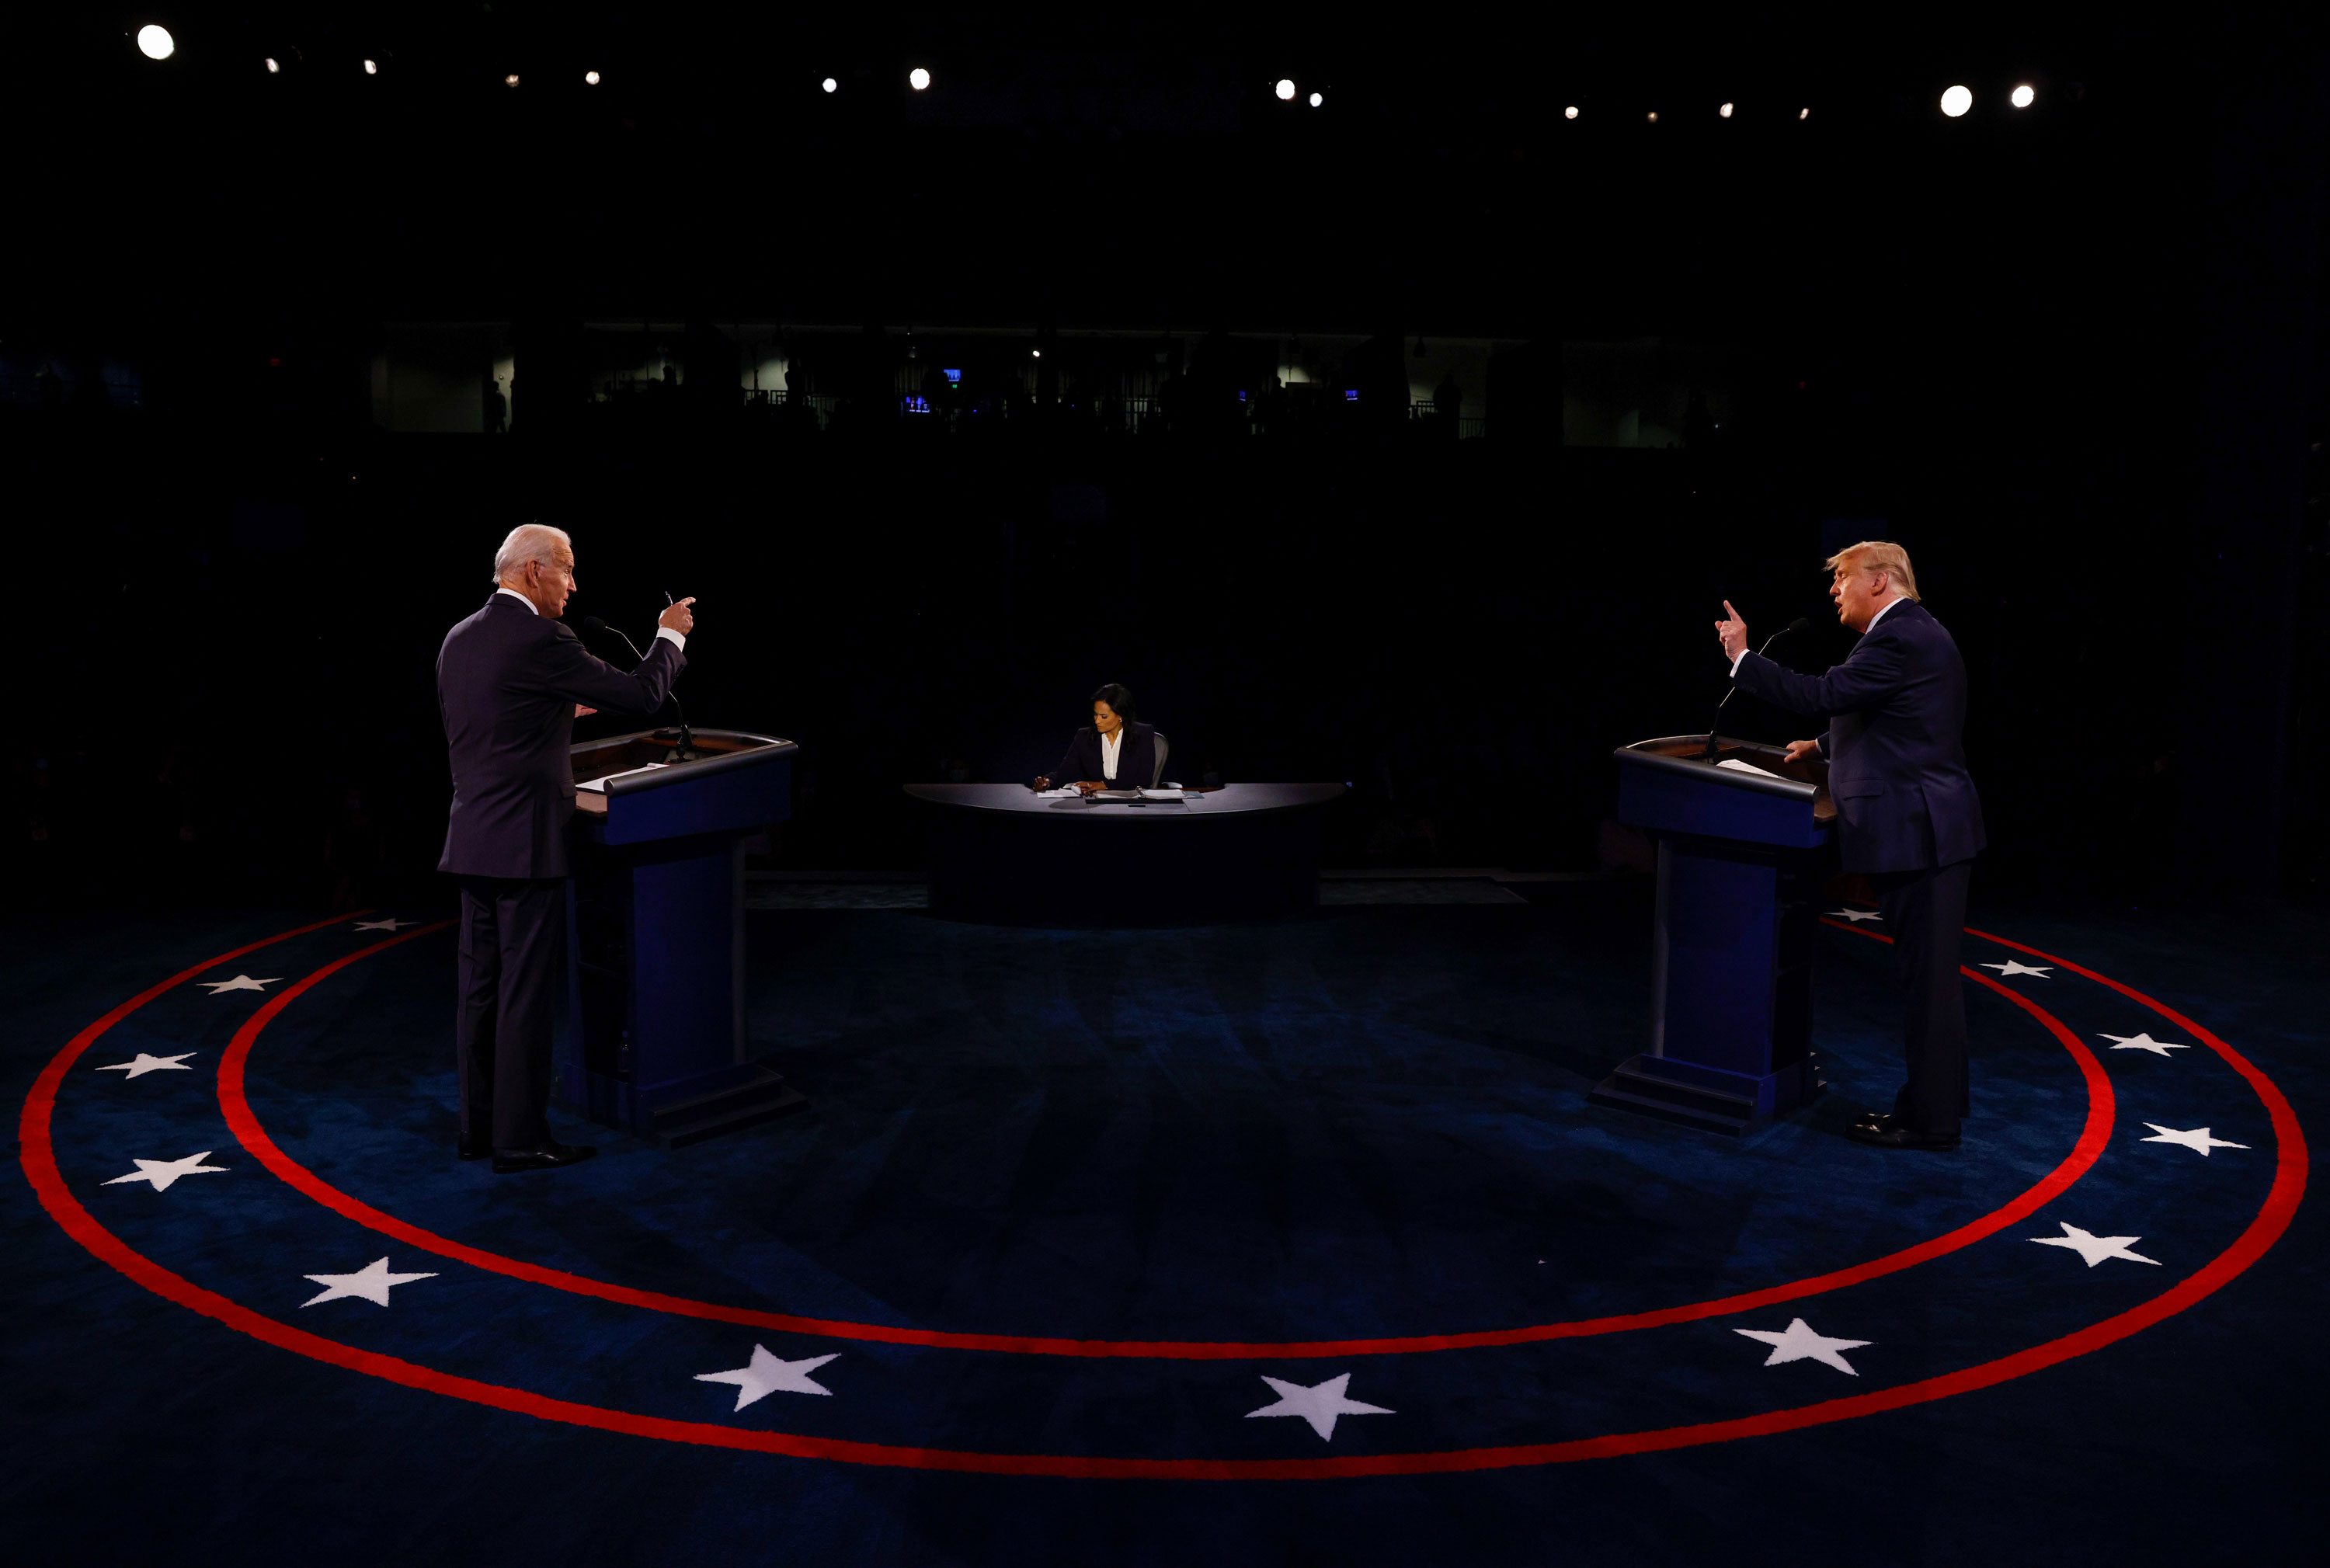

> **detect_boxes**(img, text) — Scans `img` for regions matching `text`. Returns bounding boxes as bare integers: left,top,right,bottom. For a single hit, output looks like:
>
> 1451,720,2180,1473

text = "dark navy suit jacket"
1731,599,1985,875
436,593,686,879
1048,721,1159,790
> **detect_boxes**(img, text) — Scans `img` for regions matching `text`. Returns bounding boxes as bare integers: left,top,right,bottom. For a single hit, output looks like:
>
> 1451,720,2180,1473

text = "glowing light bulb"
1309,92,1323,107
1563,105,1579,120
1720,102,1734,118
1275,78,1295,102
585,71,600,86
136,25,174,61
821,77,837,93
1940,85,1973,117
264,57,280,74
909,67,930,91
1799,106,1810,120
363,60,377,76
2011,83,2036,109
505,74,520,88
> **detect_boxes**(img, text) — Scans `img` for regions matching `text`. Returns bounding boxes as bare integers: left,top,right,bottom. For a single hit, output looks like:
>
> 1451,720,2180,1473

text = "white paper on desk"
1034,786,1082,798
576,763,669,793
1716,758,1782,780
1136,787,1195,801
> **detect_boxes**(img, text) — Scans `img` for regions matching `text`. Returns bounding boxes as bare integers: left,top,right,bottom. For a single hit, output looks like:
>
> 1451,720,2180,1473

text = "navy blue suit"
1047,721,1160,790
1733,597,1982,1136
435,592,685,1149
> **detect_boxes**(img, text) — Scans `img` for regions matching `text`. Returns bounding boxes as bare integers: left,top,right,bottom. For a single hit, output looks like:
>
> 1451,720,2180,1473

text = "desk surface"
905,782,1346,819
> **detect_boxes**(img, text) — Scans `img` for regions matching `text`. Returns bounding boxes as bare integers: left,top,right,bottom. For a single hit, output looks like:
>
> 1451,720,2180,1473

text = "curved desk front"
905,783,1347,924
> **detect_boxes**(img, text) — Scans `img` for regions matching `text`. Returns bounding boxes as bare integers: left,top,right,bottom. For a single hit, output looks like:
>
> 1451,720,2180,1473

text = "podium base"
571,1059,808,1149
1588,1052,1824,1135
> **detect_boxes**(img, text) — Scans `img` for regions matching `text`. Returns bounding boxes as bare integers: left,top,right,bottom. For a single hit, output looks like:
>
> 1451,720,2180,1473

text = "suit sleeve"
1732,630,1907,719
526,623,685,715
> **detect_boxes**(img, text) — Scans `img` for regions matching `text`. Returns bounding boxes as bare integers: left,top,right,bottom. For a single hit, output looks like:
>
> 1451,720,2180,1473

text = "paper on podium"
1716,758,1783,780
577,763,669,793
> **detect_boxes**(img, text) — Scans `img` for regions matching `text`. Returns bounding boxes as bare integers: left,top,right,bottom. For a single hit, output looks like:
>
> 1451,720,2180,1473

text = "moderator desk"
906,783,1347,924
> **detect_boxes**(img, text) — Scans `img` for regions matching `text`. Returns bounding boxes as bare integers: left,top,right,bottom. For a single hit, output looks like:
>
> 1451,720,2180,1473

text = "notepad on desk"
576,763,669,793
1715,759,1783,780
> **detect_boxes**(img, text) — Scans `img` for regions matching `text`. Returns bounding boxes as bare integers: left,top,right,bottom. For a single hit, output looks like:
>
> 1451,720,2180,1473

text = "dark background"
3,7,2325,909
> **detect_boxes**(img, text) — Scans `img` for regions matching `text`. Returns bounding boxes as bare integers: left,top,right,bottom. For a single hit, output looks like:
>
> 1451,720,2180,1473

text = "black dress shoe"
492,1140,598,1174
457,1132,490,1161
1846,1121,1960,1152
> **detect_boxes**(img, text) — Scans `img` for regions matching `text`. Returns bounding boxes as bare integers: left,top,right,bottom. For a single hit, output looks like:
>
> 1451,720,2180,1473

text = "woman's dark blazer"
1048,721,1158,788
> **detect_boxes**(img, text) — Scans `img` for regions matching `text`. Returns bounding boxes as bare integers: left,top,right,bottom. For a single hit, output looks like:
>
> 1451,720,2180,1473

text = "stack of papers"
576,763,669,793
1716,759,1782,780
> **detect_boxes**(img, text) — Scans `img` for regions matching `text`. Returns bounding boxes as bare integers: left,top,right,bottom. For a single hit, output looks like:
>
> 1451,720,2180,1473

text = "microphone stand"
1702,617,1810,760
583,617,697,760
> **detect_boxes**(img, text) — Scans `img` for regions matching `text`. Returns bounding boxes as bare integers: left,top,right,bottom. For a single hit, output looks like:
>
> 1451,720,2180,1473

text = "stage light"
585,71,600,85
264,57,279,74
909,67,930,91
1940,84,1972,117
1275,78,1295,101
1799,106,1810,120
2011,83,2036,109
821,77,837,93
135,25,174,61
1720,102,1734,118
1031,349,1042,358
505,74,520,87
363,59,377,76
1309,92,1323,107
1563,105,1578,120
1647,111,1658,123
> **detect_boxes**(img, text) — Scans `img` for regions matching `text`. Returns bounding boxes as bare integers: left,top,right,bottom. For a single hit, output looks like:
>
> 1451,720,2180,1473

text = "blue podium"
1592,735,1834,1134
558,728,805,1147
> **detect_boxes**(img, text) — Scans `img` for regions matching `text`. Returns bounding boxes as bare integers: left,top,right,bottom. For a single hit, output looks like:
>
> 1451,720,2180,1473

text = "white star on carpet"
1827,908,1883,923
301,1257,439,1307
95,1052,196,1079
694,1346,840,1410
199,974,280,994
351,918,412,932
1733,1317,1873,1375
1979,960,2053,979
2030,1222,2160,1267
1243,1373,1394,1441
2102,1032,2187,1057
2140,1124,2248,1156
102,1151,228,1191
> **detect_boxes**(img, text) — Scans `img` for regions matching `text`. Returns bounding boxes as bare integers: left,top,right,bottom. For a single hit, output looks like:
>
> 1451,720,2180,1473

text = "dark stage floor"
3,883,2318,1566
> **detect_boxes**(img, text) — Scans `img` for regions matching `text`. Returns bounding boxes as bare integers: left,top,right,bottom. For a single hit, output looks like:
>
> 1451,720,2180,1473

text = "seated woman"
1032,683,1158,794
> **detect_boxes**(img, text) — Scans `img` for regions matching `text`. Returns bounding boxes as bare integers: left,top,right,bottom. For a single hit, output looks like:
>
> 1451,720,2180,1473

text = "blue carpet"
2,887,2319,1565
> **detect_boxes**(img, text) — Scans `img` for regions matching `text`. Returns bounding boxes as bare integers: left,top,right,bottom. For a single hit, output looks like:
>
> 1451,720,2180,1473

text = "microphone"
1702,616,1812,760
582,615,697,760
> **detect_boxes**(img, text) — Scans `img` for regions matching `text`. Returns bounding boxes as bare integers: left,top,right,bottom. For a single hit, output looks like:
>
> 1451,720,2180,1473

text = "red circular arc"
211,927,2113,1359
19,919,2305,1478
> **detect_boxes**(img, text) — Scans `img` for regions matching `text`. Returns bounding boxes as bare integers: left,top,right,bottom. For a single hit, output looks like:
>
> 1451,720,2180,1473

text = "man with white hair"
1716,541,1984,1153
436,523,697,1173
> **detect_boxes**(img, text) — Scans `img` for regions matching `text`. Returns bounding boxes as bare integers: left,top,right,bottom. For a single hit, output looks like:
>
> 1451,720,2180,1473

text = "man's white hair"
492,523,572,585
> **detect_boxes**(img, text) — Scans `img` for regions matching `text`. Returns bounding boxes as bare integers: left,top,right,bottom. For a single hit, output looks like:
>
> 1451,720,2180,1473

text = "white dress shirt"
496,586,685,650
1100,727,1122,781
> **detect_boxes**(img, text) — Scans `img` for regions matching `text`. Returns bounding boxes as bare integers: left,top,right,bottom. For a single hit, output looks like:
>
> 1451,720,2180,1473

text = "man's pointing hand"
1716,600,1748,662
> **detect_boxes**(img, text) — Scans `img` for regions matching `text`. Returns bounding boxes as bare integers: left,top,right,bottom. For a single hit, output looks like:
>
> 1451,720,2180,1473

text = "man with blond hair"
1715,541,1984,1152
436,523,697,1173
